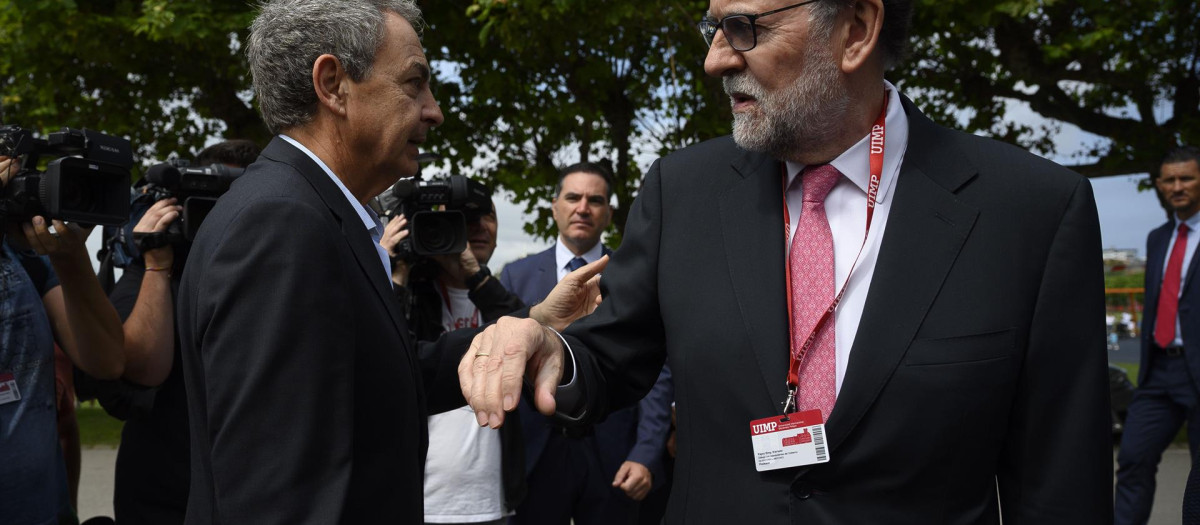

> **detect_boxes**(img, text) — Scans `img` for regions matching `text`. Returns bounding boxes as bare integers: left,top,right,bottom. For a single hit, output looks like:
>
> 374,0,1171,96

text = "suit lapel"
536,248,559,298
821,99,980,455
262,138,412,345
1182,224,1200,294
719,148,791,410
1145,223,1169,307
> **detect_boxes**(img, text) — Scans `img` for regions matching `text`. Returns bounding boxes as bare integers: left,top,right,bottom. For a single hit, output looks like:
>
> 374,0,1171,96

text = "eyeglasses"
698,0,819,52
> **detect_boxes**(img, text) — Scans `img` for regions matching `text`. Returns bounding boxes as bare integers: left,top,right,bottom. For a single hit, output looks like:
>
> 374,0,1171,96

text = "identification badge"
749,409,830,471
0,372,20,406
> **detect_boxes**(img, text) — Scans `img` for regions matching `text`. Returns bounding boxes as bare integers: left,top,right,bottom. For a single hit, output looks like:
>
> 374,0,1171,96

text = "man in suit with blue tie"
1117,145,1200,525
500,162,673,524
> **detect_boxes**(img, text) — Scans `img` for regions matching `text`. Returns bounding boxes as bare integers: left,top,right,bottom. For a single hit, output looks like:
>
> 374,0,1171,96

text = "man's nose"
703,27,745,79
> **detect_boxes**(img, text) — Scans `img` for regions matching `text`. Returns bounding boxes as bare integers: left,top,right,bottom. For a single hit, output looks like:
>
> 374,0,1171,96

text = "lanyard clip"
781,386,797,415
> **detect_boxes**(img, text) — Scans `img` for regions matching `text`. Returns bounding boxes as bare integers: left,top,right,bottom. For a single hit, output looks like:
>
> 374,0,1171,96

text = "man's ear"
312,54,349,117
837,0,884,74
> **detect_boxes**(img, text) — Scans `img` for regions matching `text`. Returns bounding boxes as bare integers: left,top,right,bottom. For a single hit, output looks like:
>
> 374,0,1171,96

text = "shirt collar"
279,134,383,233
784,80,909,204
556,237,604,270
1177,212,1200,231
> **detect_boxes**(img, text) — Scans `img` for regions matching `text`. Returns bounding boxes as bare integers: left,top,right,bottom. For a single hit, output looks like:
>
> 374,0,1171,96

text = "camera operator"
381,195,528,524
1,153,126,524
83,139,260,525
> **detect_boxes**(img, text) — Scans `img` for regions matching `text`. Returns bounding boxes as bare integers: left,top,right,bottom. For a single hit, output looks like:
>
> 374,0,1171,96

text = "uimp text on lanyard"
780,96,888,416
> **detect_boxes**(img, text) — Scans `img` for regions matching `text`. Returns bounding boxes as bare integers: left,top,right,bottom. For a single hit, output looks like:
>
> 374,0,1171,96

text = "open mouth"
730,92,757,110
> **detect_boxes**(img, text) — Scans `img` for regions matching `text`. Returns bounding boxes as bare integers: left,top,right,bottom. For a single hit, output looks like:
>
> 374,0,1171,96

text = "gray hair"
807,0,912,70
247,0,424,134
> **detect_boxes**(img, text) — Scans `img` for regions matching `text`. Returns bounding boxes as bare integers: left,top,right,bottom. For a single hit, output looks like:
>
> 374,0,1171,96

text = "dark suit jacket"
1140,218,1200,386
177,137,473,524
555,98,1112,524
500,246,674,488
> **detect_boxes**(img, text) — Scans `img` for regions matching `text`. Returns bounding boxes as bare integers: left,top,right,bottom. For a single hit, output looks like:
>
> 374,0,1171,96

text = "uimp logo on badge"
748,409,829,472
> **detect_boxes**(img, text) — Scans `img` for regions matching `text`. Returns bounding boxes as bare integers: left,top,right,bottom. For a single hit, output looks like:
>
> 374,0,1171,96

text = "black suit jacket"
177,137,472,524
500,245,674,487
557,98,1113,523
1140,218,1200,386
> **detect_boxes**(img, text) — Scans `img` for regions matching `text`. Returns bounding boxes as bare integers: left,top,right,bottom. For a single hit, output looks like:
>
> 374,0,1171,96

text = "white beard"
724,44,851,162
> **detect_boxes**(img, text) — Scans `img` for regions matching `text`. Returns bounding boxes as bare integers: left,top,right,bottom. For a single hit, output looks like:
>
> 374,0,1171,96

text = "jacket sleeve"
470,274,526,322
995,178,1113,524
556,159,669,426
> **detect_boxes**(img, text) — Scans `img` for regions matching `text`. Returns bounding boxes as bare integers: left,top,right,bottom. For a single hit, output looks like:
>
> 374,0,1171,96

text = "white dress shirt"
1158,212,1200,347
784,81,910,394
555,238,605,282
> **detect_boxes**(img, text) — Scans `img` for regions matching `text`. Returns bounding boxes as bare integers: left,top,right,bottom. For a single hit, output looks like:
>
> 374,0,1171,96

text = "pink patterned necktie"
790,164,841,421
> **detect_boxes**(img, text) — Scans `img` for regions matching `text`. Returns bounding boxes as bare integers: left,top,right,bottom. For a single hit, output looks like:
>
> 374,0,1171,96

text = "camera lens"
410,210,467,256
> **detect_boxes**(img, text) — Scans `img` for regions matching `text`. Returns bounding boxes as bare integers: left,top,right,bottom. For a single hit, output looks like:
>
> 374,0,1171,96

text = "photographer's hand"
26,215,127,380
381,215,411,287
123,198,182,386
0,155,17,189
135,198,182,271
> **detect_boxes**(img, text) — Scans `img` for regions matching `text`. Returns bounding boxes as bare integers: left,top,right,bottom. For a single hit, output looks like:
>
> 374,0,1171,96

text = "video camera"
0,126,132,227
375,174,492,262
138,159,244,244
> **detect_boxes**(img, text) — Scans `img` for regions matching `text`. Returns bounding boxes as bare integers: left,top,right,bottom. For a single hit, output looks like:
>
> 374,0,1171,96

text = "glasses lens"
699,19,717,46
722,16,755,50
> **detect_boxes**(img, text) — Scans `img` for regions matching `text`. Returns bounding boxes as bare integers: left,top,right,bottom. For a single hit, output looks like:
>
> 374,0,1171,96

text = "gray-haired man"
177,2,600,523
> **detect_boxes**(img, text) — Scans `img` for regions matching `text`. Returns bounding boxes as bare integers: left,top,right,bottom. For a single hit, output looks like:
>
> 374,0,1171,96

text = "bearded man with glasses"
460,1,1113,523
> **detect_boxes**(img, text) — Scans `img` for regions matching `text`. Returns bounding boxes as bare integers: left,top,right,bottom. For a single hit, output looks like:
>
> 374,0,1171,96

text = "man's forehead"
708,0,763,17
1162,160,1200,176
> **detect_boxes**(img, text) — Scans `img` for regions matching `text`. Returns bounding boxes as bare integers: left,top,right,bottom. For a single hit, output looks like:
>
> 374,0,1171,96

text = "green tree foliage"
896,0,1200,182
0,0,265,171
420,0,730,243
5,0,1195,232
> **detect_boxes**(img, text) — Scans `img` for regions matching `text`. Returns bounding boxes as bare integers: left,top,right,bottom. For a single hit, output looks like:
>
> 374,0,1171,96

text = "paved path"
78,446,1192,523
78,447,116,522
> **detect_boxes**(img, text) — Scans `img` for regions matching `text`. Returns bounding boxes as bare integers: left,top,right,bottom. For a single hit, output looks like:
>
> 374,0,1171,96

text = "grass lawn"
77,401,123,448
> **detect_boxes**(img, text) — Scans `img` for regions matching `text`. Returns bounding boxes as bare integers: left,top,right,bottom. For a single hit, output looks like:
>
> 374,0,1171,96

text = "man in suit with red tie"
1117,145,1200,525
461,0,1112,522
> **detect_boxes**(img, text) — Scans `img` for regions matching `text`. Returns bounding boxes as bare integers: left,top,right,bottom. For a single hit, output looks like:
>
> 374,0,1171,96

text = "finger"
459,332,484,410
632,484,649,501
562,254,608,284
57,220,89,244
469,328,496,425
531,328,563,416
485,321,535,427
30,216,61,253
612,464,631,486
21,219,49,254
155,209,181,231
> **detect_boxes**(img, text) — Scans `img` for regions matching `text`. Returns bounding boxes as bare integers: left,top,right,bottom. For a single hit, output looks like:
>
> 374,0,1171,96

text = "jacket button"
792,484,812,500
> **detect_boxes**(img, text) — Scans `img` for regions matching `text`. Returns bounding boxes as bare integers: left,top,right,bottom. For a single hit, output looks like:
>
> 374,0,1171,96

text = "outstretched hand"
459,317,565,428
531,255,608,331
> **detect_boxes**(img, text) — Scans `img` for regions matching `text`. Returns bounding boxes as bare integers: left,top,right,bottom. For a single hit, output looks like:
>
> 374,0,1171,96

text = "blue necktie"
567,257,587,272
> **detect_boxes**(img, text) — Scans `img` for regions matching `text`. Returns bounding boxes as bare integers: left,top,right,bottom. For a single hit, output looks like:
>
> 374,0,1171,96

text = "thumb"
530,336,562,416
612,463,631,486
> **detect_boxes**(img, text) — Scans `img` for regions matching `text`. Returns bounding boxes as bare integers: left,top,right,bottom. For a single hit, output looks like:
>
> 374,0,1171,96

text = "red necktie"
790,164,841,421
1155,223,1189,348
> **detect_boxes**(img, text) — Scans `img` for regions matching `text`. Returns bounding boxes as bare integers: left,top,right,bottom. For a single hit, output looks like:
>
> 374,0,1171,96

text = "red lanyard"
780,96,888,413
